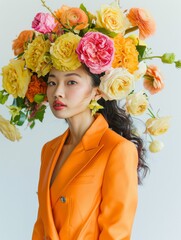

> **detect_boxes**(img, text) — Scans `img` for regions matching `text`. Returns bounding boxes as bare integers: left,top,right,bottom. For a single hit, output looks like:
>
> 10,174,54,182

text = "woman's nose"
53,84,65,98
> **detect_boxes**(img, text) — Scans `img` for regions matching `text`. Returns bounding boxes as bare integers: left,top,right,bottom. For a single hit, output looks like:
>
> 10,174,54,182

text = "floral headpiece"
0,0,180,153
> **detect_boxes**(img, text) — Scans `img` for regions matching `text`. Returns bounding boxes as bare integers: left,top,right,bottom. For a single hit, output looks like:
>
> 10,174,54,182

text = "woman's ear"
94,88,102,101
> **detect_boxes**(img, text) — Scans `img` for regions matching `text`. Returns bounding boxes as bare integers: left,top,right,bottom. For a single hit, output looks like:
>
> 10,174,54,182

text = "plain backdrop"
0,0,181,239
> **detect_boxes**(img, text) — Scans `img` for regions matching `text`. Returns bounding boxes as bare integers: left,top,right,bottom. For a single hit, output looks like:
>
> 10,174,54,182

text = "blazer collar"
50,113,108,151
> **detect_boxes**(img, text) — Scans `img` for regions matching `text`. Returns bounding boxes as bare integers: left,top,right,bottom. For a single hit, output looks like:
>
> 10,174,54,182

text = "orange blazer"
32,114,138,240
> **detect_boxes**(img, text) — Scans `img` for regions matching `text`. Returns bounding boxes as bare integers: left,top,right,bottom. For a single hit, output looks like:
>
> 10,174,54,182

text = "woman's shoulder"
102,128,136,149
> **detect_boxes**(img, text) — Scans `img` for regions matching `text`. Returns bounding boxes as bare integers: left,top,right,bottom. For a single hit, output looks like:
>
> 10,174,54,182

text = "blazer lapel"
50,142,104,207
50,114,108,207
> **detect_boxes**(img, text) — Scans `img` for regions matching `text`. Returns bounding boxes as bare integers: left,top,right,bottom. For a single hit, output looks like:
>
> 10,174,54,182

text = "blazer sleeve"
32,143,47,239
32,208,44,239
98,140,138,240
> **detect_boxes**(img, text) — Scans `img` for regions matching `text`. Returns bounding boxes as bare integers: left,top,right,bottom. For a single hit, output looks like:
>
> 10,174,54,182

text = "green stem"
125,26,139,35
40,0,62,24
148,108,156,118
142,56,162,61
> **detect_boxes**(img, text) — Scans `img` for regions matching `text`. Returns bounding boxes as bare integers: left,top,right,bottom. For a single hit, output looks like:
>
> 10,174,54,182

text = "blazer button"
60,196,66,203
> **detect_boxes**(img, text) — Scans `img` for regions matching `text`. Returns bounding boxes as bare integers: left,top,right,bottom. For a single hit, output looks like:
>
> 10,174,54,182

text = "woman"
32,64,147,240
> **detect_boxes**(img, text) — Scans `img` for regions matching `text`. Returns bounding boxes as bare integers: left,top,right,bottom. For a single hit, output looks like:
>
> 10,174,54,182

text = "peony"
26,75,47,103
126,91,148,116
112,34,139,74
146,116,171,136
99,68,134,100
60,7,89,30
24,35,52,77
50,32,81,71
149,140,164,153
0,115,21,141
143,65,164,94
76,32,114,74
133,61,147,81
32,12,57,34
12,30,34,56
96,2,131,34
127,8,156,40
2,59,32,98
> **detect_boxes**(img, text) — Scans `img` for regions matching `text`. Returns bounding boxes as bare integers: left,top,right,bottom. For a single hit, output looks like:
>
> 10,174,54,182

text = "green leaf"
35,105,46,122
13,111,27,126
29,120,35,129
95,28,118,38
79,3,88,13
0,90,9,104
34,94,46,104
136,45,147,61
13,97,25,107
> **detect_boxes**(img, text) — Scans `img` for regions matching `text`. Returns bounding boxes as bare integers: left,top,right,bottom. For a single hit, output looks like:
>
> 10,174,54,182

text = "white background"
0,0,181,239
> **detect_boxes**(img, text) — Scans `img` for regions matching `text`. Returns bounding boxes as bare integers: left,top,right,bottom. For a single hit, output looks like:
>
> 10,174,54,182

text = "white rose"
149,140,164,153
126,91,148,115
99,68,134,101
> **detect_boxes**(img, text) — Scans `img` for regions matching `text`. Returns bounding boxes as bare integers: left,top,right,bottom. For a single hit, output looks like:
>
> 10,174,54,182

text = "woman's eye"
67,80,77,85
47,81,55,86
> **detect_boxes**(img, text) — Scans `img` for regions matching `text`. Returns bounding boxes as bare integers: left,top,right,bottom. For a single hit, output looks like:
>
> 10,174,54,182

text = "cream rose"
2,59,32,98
146,116,171,136
50,32,81,71
149,140,164,153
96,2,131,34
99,68,134,100
0,115,21,141
126,91,148,116
24,35,52,77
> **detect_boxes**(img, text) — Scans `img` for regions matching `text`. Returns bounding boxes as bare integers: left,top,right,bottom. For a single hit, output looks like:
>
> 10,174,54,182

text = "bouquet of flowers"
0,0,180,153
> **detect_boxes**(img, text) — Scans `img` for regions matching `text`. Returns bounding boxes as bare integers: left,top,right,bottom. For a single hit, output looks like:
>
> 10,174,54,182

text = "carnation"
76,32,114,74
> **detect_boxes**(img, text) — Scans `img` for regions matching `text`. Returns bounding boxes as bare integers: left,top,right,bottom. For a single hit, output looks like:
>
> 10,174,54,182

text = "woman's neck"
66,112,95,146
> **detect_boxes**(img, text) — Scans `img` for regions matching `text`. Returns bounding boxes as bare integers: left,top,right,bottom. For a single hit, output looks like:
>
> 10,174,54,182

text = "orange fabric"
32,114,138,240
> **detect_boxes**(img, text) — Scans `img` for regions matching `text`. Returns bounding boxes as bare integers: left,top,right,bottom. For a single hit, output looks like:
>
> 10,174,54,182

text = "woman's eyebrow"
48,73,56,78
64,73,81,78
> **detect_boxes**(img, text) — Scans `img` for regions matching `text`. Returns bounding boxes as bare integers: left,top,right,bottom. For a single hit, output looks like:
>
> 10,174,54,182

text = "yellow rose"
126,91,148,116
146,116,171,136
0,115,21,141
2,59,32,98
96,2,131,34
50,32,81,71
24,35,52,77
149,140,164,153
99,68,134,100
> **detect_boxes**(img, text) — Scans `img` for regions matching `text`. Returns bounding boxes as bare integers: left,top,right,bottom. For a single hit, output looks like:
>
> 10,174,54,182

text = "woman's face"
47,66,98,120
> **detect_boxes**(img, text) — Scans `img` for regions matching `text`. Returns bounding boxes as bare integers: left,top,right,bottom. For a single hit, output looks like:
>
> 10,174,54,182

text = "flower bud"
175,60,181,68
161,53,175,64
149,140,164,153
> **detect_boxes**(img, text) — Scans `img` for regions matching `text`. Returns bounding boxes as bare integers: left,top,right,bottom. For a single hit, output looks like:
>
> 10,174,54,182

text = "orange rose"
26,75,47,103
60,7,89,30
112,34,139,74
127,8,156,40
12,30,34,56
143,65,164,94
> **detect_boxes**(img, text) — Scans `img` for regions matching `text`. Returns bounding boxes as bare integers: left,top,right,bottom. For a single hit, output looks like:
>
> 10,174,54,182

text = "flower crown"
0,0,180,153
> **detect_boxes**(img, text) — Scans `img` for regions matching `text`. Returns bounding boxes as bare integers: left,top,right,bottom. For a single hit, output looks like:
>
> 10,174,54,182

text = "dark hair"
84,65,149,184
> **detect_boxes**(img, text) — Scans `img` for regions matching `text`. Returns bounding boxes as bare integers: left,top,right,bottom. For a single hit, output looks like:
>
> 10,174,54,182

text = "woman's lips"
53,100,67,110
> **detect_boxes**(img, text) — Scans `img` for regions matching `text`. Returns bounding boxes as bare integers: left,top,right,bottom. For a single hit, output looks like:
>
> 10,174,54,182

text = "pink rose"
32,13,57,34
76,32,114,74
